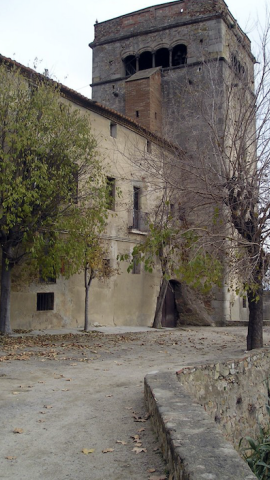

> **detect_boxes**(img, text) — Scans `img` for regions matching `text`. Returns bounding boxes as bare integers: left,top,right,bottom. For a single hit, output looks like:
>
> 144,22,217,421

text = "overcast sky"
0,0,267,98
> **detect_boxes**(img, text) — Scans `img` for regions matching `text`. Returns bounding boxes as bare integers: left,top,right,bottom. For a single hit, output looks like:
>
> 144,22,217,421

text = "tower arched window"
155,48,170,68
139,51,152,71
172,44,187,66
124,55,136,76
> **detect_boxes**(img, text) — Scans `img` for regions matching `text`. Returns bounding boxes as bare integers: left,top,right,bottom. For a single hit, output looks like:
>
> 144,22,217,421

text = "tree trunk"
0,249,12,334
153,278,168,328
84,265,93,332
247,285,263,350
84,285,90,331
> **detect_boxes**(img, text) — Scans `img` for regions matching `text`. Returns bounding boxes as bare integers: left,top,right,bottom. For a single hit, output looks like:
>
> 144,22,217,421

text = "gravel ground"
1,326,270,480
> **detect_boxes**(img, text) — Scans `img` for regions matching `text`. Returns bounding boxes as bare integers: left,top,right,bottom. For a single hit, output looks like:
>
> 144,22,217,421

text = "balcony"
128,210,149,233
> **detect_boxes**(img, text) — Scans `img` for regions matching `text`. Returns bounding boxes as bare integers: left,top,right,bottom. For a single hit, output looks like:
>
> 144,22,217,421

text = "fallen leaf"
13,428,23,434
39,411,46,415
132,447,147,454
148,468,156,473
61,389,69,391
37,420,45,423
133,414,146,423
12,392,19,395
5,456,16,460
102,448,114,453
138,428,145,433
116,440,127,445
43,405,53,409
82,448,95,455
131,435,140,442
106,395,113,398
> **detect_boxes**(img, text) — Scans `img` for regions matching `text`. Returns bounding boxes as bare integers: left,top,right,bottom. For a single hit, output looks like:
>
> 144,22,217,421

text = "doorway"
161,281,178,327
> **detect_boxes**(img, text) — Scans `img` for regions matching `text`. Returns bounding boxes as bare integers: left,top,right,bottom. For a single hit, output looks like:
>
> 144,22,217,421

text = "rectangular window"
243,297,247,309
106,177,115,210
37,292,54,311
136,110,140,118
133,186,140,229
110,122,117,138
147,140,152,153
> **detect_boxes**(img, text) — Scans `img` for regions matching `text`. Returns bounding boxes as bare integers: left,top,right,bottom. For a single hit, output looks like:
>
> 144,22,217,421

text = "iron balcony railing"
128,209,149,233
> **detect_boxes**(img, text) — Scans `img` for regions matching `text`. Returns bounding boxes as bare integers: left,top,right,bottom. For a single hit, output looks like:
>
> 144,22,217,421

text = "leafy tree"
122,186,222,328
0,61,107,334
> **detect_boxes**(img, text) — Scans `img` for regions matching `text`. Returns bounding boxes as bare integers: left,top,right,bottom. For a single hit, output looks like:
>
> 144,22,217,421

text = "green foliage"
119,213,223,294
240,384,270,479
241,427,270,479
0,62,108,326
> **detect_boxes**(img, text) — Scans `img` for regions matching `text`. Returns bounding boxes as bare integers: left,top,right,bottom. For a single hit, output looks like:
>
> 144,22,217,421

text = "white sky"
0,0,267,98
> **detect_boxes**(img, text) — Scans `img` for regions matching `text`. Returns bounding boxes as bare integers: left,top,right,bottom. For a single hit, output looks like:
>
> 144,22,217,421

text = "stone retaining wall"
145,371,256,479
177,350,270,449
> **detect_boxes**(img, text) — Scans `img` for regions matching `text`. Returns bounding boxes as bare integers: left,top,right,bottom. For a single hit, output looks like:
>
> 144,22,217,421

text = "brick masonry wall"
93,0,227,43
177,350,270,449
126,78,151,129
125,70,162,134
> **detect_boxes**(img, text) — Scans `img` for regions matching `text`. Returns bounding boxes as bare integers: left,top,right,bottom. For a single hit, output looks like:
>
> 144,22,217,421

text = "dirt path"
1,326,269,480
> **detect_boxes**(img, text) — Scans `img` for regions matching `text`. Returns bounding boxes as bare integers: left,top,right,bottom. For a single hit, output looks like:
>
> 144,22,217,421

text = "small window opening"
147,140,152,153
172,44,187,66
139,51,152,71
110,122,117,138
136,110,139,118
243,297,247,309
155,48,170,68
37,292,54,311
124,55,136,76
106,176,115,210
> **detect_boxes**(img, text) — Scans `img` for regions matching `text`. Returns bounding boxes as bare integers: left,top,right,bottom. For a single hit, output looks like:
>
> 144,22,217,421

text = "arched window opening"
172,44,187,66
155,48,170,68
139,51,152,71
124,55,136,76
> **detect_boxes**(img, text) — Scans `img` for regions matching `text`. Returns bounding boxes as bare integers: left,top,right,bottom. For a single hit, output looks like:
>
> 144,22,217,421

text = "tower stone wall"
90,0,254,145
89,0,256,326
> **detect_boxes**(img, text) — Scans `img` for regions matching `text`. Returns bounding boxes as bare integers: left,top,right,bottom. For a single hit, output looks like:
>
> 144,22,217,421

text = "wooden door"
161,281,177,328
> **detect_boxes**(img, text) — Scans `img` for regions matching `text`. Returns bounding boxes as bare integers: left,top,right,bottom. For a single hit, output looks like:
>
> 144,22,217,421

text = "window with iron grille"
37,292,54,311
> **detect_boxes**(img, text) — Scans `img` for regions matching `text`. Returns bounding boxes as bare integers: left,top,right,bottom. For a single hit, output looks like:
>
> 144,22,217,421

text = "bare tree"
121,17,270,350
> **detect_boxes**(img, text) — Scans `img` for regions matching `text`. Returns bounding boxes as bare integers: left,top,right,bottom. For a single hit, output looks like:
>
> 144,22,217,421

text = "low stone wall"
177,350,270,449
145,371,256,480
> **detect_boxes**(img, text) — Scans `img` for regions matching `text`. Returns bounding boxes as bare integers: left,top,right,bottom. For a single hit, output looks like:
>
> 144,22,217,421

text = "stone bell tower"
89,0,256,326
89,0,255,144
